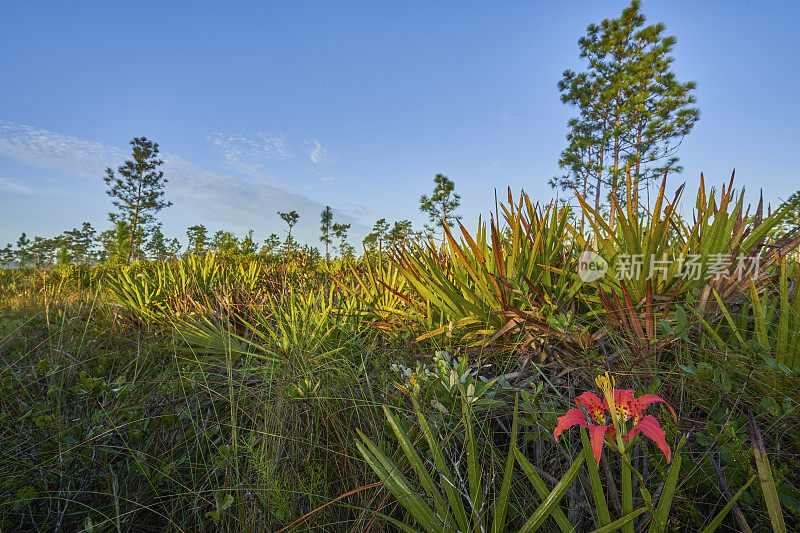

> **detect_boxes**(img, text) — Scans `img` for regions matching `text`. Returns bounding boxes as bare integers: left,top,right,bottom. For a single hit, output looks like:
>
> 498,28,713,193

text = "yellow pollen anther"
595,371,615,395
596,371,618,426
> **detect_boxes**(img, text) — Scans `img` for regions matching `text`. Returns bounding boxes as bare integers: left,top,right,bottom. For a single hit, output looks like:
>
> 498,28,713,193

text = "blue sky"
1,1,798,247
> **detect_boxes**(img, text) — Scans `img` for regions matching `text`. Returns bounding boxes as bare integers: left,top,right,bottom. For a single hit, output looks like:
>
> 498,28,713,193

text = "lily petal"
605,389,636,421
589,424,611,464
575,391,606,423
575,391,603,410
633,394,677,421
625,415,671,462
554,408,589,441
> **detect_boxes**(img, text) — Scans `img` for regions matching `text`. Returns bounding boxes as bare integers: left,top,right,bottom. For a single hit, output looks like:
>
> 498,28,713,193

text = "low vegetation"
2,173,799,531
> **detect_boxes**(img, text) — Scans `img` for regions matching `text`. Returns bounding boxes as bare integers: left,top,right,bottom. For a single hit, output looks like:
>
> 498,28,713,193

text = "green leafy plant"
357,393,586,532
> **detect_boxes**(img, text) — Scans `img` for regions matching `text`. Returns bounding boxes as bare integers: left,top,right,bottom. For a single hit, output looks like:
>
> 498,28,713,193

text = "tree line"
0,139,463,266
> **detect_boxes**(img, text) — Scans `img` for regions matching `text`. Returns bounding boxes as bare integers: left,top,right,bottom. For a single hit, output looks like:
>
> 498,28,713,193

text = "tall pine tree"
419,174,461,240
552,1,699,224
186,225,209,256
363,218,390,254
332,222,351,258
319,206,333,260
278,210,300,255
104,137,172,262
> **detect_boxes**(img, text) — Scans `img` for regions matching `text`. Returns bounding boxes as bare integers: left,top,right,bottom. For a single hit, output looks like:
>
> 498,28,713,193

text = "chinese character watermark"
576,252,762,282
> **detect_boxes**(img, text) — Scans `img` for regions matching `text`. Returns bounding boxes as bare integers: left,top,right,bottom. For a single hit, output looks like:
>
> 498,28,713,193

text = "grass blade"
517,448,584,532
748,411,786,533
591,507,647,533
650,437,684,533
491,396,520,533
700,474,756,533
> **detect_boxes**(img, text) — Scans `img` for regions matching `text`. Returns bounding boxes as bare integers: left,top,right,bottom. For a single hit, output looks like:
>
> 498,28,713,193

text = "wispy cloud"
481,159,500,170
320,175,337,183
0,176,34,194
0,119,125,178
308,140,332,164
164,156,349,236
498,105,519,121
0,120,367,243
208,131,291,179
348,203,372,216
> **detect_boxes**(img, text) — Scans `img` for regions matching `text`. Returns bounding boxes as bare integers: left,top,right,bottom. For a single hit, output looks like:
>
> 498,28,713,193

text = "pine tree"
552,0,699,221
186,225,209,256
320,206,334,260
302,244,322,262
363,218,390,254
29,236,58,267
211,230,239,253
166,238,182,260
386,220,413,248
100,221,134,264
262,234,281,256
332,222,351,258
75,222,98,264
56,244,72,266
419,174,461,239
16,233,32,267
239,230,258,255
52,232,75,266
63,222,97,264
0,243,13,267
278,210,300,255
145,226,169,261
279,210,300,239
103,137,172,262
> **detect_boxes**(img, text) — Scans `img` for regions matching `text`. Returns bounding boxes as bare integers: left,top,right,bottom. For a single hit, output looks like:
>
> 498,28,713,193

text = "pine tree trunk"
610,57,624,231
441,199,447,245
581,171,588,235
611,108,620,230
634,124,644,212
128,169,144,264
595,124,607,215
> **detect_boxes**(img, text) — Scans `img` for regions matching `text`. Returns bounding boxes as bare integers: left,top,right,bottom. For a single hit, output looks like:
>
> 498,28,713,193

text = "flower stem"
616,431,634,533
621,454,633,533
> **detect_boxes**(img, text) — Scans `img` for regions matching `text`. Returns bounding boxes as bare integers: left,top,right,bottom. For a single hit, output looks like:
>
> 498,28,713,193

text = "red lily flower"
605,389,677,425
554,376,676,464
607,388,677,462
554,391,616,464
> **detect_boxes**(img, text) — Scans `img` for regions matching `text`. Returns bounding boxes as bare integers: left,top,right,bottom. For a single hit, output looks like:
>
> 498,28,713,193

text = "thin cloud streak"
0,120,125,178
498,105,519,121
0,120,367,244
208,130,291,180
0,176,34,194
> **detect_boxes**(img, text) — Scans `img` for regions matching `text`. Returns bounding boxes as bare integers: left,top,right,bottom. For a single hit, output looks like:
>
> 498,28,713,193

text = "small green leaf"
760,396,781,417
13,486,37,510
